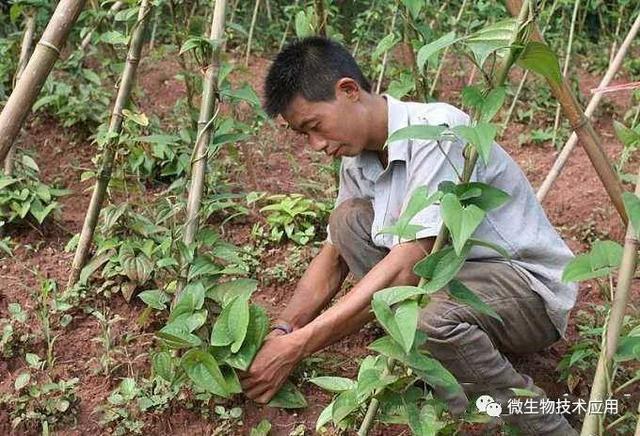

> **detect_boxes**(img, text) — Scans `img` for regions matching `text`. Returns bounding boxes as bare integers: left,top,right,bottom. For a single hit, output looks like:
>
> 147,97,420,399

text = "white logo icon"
476,395,503,417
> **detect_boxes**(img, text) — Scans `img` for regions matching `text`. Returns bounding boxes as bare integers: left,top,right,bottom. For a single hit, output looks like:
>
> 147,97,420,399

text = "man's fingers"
246,383,270,400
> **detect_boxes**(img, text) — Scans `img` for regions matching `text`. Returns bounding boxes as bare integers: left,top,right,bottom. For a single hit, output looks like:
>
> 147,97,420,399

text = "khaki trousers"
329,198,578,435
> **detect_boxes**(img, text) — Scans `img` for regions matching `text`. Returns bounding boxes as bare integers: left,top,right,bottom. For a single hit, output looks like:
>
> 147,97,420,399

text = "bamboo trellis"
0,0,88,164
67,0,153,288
537,10,640,202
175,0,228,301
506,0,628,225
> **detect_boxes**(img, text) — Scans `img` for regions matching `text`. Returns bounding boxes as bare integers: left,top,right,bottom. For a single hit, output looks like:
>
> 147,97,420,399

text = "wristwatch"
272,322,293,335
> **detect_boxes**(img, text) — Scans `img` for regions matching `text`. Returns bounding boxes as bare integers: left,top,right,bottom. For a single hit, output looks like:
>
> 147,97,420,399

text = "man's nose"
308,133,328,151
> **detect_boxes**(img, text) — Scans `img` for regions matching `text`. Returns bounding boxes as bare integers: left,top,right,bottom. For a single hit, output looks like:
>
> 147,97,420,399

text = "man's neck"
363,93,389,167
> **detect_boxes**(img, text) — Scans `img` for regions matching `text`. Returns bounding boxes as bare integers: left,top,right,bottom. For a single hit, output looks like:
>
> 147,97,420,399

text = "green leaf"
0,176,18,190
122,109,149,126
464,19,517,67
413,244,469,293
294,10,313,38
206,278,258,305
152,351,175,381
516,41,562,84
181,349,229,398
30,201,57,224
210,295,250,353
452,182,510,211
156,318,202,349
225,305,269,371
372,299,419,354
267,381,307,409
447,279,503,323
613,121,640,148
562,240,624,283
479,87,507,123
15,372,30,390
21,155,39,172
138,289,170,311
402,0,423,18
373,33,399,60
79,251,113,285
170,282,205,321
623,192,640,238
373,286,426,306
100,30,128,45
440,193,485,255
316,401,335,430
468,238,511,259
331,389,359,422
387,125,447,145
309,376,356,392
614,335,640,362
250,419,272,436
378,187,442,241
451,123,496,164
417,32,457,73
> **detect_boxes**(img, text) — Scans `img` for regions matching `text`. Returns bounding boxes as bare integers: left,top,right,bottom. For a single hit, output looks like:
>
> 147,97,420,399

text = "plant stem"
536,9,640,205
550,0,580,149
80,0,123,51
67,0,153,288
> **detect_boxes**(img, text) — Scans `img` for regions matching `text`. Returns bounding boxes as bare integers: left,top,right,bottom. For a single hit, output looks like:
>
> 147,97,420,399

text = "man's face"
281,82,369,158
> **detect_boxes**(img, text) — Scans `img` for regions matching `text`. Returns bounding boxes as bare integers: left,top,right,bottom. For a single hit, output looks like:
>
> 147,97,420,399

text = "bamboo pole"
358,4,533,433
79,0,123,51
67,0,152,288
175,0,227,301
3,11,37,176
550,0,580,149
580,168,640,435
0,0,88,163
148,5,160,51
536,10,640,204
245,0,260,66
505,0,628,225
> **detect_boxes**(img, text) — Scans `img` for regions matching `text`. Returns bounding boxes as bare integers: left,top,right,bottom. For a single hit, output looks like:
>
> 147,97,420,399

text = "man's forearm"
293,239,433,357
277,243,350,330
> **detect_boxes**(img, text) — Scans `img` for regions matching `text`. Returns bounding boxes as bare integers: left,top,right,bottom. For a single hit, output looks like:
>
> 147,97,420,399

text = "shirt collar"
353,94,410,180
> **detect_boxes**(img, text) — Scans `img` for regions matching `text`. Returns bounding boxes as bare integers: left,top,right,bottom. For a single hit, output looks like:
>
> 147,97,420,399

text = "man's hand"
240,329,307,404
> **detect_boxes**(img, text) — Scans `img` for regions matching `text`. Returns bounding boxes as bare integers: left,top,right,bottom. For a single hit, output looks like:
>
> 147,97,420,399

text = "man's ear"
335,78,360,102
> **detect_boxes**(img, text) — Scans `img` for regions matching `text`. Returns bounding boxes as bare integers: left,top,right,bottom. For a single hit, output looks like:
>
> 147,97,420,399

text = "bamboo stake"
0,0,88,163
358,4,533,433
505,0,627,225
580,167,640,436
550,0,580,149
67,0,152,288
536,10,640,205
79,0,123,51
245,0,260,66
4,11,37,176
375,6,398,94
427,0,469,98
175,0,227,300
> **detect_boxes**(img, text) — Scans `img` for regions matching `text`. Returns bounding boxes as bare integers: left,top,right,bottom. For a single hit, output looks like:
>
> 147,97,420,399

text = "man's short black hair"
264,36,372,117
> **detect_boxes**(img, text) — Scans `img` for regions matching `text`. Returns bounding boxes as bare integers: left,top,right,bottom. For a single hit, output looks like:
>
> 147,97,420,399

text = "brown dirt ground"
1,47,639,436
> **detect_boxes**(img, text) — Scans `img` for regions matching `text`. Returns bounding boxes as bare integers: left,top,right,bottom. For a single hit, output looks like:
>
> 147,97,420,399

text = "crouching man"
240,36,579,435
